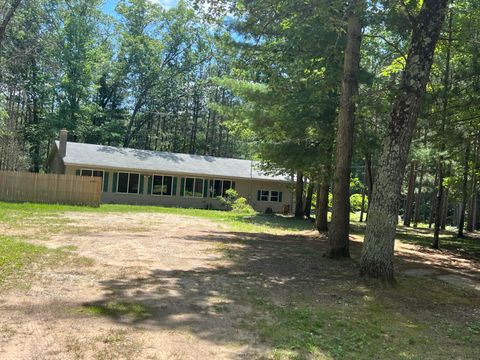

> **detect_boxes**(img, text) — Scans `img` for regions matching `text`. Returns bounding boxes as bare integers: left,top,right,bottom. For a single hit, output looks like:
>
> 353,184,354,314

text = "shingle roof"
56,141,289,182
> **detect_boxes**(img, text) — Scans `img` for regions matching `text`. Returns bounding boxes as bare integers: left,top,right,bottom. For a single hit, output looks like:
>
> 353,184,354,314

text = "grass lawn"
0,201,479,359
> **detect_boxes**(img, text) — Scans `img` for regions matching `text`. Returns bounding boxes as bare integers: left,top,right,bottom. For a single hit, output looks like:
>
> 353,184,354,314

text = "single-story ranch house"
46,130,293,213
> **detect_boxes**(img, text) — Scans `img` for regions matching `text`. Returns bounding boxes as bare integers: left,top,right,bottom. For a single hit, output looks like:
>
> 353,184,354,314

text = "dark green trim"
147,176,152,195
257,190,261,201
103,172,109,192
112,172,117,193
139,175,144,194
203,179,208,197
279,191,283,202
180,178,185,196
231,181,236,190
75,169,80,176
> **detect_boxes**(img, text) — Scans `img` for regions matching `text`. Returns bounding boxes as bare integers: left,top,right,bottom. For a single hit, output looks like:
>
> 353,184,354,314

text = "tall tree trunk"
403,161,416,226
441,185,449,230
413,164,425,227
360,0,448,281
359,186,366,222
428,169,439,229
431,156,444,247
364,155,373,221
458,142,470,237
467,136,479,232
433,9,453,248
316,182,329,232
327,0,363,258
294,171,305,219
304,181,315,218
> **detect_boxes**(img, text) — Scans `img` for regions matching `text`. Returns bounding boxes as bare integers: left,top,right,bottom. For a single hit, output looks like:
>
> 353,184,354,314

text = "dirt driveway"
0,212,258,360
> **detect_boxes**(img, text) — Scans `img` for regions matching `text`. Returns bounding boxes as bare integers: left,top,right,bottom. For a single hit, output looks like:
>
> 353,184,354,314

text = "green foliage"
350,193,367,212
218,188,255,214
231,197,255,214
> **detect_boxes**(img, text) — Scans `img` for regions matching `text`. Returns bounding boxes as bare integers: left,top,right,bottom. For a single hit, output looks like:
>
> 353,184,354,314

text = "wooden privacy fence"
0,171,102,206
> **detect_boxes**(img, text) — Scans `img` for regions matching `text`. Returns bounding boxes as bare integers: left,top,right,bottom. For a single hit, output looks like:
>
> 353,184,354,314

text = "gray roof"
56,141,289,182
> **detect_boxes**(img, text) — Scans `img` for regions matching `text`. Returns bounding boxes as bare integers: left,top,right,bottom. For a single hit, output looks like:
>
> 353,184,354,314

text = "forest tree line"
1,0,479,280
0,0,250,173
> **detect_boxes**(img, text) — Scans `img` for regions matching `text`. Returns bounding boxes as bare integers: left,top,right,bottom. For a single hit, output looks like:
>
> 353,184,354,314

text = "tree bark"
360,0,448,281
467,136,479,232
316,182,329,232
304,181,315,218
403,161,416,227
327,0,363,258
433,161,445,248
413,164,424,227
294,171,305,219
359,186,366,222
428,169,439,229
458,142,470,237
441,166,450,231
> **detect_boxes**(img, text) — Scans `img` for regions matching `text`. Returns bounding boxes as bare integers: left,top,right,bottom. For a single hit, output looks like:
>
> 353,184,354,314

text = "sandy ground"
0,213,253,360
0,212,479,360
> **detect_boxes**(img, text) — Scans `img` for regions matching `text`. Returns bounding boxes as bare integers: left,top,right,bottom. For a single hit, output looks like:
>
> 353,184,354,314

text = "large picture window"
117,172,140,194
185,177,204,198
213,179,233,197
152,175,173,196
258,190,282,202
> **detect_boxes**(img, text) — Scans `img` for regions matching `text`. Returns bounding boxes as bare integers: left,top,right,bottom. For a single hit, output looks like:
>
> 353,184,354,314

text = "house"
46,130,293,213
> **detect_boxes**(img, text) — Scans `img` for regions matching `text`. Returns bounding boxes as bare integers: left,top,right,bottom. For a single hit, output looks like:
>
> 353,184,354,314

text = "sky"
102,0,180,15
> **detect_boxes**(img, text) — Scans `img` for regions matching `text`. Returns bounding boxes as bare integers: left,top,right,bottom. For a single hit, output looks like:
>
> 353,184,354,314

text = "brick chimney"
59,129,68,158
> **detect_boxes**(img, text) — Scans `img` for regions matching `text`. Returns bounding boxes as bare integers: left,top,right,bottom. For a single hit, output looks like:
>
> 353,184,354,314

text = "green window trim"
147,176,153,195
139,175,145,194
257,190,261,201
103,172,109,192
112,172,117,193
75,169,80,176
180,178,185,196
203,179,209,198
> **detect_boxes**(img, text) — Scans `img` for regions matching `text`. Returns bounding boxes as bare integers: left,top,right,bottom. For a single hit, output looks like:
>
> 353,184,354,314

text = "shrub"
218,189,255,214
231,197,255,214
350,193,367,212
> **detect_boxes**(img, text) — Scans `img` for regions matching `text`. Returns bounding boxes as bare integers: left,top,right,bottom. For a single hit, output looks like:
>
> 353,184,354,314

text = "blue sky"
102,0,180,15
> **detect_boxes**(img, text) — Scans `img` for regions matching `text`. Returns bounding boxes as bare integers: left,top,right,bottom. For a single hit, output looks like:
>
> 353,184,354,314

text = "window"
213,179,233,197
80,168,104,187
117,172,140,194
260,190,269,201
258,190,282,202
270,191,279,202
128,173,139,193
194,178,203,197
185,177,204,198
152,175,173,196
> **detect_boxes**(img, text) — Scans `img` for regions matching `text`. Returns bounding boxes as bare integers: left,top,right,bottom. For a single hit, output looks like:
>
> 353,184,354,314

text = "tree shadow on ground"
233,213,316,232
350,222,480,260
80,231,362,349
80,227,479,358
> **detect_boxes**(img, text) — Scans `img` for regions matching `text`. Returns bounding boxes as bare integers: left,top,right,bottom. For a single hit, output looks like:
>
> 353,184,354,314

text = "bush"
350,193,367,212
218,189,255,214
231,197,255,214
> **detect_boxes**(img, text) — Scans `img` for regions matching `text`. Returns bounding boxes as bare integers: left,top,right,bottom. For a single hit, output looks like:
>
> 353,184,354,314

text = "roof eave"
63,161,290,183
